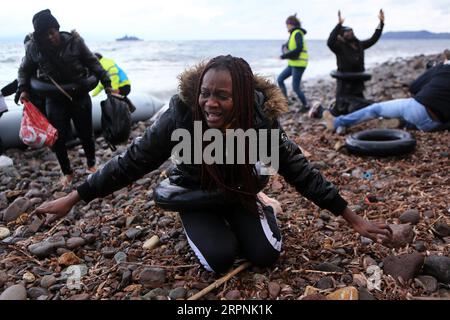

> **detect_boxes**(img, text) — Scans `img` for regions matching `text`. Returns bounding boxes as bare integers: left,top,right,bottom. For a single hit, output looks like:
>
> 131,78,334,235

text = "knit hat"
32,9,60,35
286,14,301,28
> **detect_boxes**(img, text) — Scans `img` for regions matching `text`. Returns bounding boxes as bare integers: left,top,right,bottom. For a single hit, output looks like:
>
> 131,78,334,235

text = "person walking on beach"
278,14,309,112
324,50,450,133
91,53,131,97
33,55,392,274
327,9,385,115
17,9,113,187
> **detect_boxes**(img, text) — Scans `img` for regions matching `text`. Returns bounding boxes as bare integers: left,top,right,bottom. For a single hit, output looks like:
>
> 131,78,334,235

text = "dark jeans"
46,94,95,175
119,85,131,97
277,66,308,106
179,202,281,274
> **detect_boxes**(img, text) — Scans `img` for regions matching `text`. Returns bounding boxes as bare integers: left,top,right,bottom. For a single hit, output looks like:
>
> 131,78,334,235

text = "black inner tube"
30,75,99,97
331,70,372,81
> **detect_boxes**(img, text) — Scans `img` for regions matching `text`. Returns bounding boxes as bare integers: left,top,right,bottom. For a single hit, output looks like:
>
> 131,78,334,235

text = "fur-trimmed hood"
177,62,288,121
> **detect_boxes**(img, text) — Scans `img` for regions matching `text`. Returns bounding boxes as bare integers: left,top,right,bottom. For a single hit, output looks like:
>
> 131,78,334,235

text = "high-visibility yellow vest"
92,57,131,96
288,29,308,68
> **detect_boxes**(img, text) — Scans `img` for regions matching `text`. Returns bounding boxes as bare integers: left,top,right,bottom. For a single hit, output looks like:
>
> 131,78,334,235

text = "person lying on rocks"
324,49,450,134
32,55,392,274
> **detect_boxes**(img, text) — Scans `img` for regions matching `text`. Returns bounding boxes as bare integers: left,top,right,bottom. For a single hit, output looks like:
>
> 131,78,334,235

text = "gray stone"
125,228,142,239
383,253,424,282
169,287,187,300
389,224,415,248
143,288,167,300
360,236,373,246
316,277,334,290
415,276,439,293
40,275,57,289
66,237,86,250
268,282,281,298
139,268,166,289
28,236,66,258
312,262,344,273
27,287,49,300
423,256,450,284
114,252,127,264
399,210,420,225
174,240,188,253
3,197,31,222
0,284,27,300
101,247,116,259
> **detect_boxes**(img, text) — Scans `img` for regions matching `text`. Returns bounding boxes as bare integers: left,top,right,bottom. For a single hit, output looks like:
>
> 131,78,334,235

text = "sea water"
1,39,449,103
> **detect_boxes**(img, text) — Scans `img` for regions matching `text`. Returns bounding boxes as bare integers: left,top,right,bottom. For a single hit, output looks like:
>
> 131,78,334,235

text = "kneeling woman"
33,55,391,274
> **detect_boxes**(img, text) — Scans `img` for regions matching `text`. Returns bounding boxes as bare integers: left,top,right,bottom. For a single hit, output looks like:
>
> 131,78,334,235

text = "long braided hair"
193,55,259,214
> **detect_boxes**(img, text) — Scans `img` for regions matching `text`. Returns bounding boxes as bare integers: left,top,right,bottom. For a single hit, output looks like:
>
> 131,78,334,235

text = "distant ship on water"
116,35,143,41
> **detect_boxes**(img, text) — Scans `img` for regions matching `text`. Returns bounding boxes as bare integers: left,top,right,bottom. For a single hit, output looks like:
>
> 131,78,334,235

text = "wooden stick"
406,293,450,301
187,262,252,301
0,243,43,266
291,269,344,275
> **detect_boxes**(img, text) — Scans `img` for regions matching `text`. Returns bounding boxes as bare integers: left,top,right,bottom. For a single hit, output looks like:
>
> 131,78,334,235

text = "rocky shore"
0,53,449,300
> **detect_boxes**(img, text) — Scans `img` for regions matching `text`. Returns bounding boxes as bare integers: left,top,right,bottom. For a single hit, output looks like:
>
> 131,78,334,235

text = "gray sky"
1,0,450,41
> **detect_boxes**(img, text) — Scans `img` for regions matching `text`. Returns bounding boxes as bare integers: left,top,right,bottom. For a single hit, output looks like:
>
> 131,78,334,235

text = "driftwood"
188,262,252,300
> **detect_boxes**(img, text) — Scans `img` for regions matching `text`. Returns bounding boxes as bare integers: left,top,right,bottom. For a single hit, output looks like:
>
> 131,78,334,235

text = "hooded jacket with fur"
77,64,348,215
17,31,110,93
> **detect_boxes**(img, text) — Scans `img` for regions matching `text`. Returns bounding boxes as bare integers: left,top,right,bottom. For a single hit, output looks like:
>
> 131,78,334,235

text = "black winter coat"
17,31,110,93
327,24,383,72
77,66,348,216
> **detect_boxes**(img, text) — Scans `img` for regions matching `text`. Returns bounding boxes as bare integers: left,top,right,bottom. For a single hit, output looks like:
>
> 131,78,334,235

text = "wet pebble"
27,287,49,300
423,255,450,284
415,275,438,293
139,268,166,289
312,262,343,273
40,275,57,289
383,253,424,282
114,252,127,264
316,277,334,290
225,290,241,300
434,222,450,238
169,287,187,300
3,197,31,222
28,236,66,258
389,224,415,248
399,209,420,225
66,237,86,250
0,284,27,300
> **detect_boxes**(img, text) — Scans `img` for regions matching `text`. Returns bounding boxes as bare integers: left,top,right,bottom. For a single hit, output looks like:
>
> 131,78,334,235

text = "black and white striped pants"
179,202,282,274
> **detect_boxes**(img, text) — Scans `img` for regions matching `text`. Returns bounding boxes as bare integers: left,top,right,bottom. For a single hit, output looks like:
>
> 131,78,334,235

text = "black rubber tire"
30,75,98,97
330,70,372,81
345,129,416,157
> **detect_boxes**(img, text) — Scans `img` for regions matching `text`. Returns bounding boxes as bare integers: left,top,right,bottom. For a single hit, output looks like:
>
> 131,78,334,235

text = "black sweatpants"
46,94,95,175
179,202,282,274
333,79,373,115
